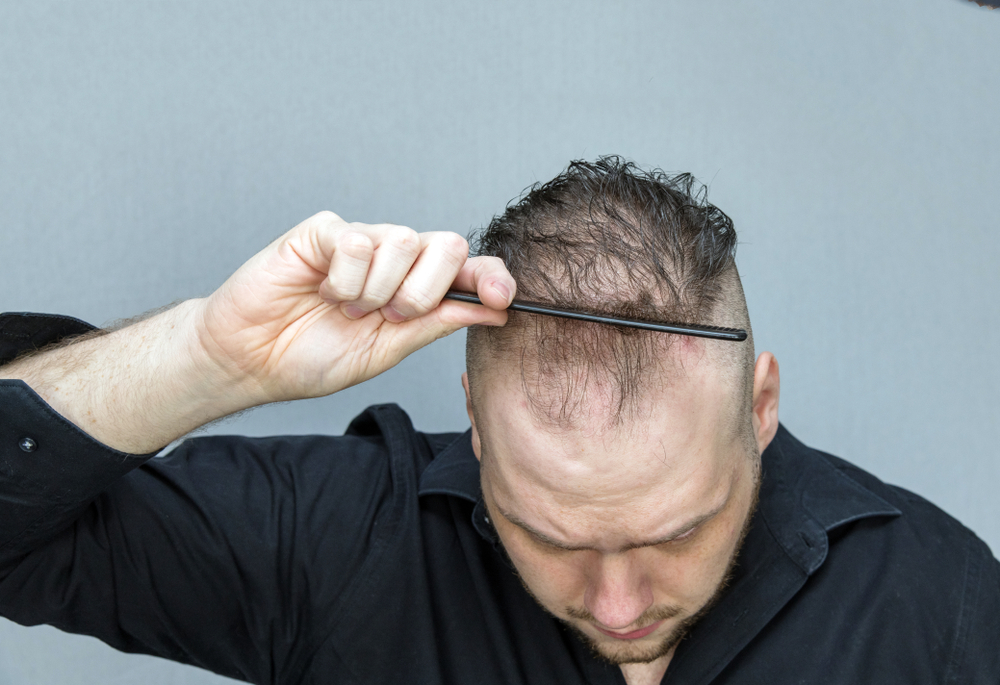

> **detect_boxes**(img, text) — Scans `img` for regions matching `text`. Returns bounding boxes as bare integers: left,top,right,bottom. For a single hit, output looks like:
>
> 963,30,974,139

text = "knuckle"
329,281,362,301
439,233,469,266
397,282,438,314
339,232,374,258
357,282,395,309
477,256,511,282
313,210,341,225
482,256,506,271
438,231,469,255
386,227,421,255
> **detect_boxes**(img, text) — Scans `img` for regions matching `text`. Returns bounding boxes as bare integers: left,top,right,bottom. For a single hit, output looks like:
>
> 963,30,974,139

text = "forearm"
0,300,255,454
0,213,514,453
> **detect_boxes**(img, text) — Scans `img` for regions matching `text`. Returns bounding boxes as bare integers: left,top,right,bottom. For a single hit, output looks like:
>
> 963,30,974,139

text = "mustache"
564,603,683,627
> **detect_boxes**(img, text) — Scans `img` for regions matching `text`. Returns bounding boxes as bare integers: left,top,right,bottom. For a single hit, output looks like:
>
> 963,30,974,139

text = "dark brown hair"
466,156,752,427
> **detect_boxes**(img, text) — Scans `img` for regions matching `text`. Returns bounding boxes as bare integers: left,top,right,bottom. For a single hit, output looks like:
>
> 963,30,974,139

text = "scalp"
465,156,754,431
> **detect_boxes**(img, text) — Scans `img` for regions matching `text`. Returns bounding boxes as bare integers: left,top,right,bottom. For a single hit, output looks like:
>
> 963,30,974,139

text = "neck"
619,651,672,685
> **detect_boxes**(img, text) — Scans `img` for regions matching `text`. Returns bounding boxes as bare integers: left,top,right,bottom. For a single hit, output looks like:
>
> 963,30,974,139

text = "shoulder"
773,428,1000,678
159,403,466,498
769,425,990,556
814,445,993,564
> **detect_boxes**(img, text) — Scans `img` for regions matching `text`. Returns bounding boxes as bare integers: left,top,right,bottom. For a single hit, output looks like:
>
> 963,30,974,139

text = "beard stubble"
511,462,762,666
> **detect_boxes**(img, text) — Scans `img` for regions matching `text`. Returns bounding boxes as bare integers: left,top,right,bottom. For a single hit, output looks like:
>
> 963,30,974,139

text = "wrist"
154,298,266,428
0,300,260,454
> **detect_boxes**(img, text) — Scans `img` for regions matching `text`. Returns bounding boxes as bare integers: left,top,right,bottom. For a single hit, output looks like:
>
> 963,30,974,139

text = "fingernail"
343,304,368,319
491,282,511,303
322,297,338,306
382,305,407,323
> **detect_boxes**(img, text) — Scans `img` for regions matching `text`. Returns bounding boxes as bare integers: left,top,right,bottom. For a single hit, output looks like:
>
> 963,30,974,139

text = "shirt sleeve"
950,539,1000,683
0,315,397,684
0,311,97,366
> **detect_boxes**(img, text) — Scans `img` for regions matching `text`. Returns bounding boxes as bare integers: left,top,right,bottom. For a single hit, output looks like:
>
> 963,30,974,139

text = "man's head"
462,157,780,665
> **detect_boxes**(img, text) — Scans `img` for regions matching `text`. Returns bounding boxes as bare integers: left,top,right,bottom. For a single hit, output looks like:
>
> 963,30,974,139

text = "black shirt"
1,312,998,684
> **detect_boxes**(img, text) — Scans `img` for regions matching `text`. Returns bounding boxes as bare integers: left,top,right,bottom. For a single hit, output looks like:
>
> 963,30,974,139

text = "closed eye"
667,525,698,543
495,502,724,553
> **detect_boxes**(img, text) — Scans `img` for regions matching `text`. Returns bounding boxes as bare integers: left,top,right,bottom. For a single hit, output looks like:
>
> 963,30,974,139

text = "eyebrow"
493,503,727,554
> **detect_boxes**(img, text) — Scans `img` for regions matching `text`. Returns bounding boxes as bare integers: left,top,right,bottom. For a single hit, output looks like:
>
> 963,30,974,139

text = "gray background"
1,1,997,683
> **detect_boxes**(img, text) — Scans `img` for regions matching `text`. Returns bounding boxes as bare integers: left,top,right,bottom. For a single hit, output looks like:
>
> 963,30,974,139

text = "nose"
583,553,653,630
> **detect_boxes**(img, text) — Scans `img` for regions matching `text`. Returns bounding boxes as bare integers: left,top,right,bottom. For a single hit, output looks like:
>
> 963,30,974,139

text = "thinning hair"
466,156,754,430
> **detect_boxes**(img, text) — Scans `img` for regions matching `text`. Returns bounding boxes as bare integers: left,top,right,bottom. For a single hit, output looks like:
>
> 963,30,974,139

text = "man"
0,158,997,685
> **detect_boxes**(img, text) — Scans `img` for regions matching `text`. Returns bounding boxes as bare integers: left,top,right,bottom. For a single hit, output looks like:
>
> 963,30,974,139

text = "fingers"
314,223,417,312
341,225,424,318
302,212,516,327
411,255,515,337
450,256,517,310
380,231,469,321
317,232,375,304
313,222,469,319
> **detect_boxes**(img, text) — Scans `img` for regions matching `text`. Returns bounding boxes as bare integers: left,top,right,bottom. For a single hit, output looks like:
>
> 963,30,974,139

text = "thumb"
389,299,509,355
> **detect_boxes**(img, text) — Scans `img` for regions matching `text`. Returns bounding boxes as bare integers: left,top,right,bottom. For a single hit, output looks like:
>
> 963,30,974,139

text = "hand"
195,211,515,405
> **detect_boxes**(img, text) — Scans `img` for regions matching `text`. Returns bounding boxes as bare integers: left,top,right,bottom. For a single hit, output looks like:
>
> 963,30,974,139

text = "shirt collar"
418,428,480,502
418,430,501,547
757,424,901,575
417,423,904,685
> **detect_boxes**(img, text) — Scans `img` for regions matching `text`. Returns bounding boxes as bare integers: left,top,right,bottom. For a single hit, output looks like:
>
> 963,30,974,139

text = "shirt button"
18,437,37,453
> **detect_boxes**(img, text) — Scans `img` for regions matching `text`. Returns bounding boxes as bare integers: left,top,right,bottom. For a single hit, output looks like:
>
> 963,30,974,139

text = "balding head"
465,156,755,436
460,158,779,669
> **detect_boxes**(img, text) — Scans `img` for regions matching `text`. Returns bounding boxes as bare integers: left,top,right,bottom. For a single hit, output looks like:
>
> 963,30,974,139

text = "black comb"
443,291,747,342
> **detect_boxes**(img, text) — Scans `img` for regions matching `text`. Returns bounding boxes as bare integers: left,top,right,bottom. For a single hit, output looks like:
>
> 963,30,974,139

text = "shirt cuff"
0,379,155,554
0,312,97,366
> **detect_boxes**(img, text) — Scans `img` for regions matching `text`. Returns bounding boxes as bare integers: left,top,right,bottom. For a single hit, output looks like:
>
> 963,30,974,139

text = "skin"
0,213,516,453
463,350,780,685
2,211,778,685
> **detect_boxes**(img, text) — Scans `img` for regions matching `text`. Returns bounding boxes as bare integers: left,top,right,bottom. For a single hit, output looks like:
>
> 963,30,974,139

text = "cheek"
651,519,745,603
645,545,729,606
503,538,588,607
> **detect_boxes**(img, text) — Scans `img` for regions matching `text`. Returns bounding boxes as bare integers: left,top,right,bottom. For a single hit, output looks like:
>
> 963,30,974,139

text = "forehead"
476,353,744,548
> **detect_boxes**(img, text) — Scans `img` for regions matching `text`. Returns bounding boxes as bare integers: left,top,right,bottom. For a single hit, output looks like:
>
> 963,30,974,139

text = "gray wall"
1,1,997,683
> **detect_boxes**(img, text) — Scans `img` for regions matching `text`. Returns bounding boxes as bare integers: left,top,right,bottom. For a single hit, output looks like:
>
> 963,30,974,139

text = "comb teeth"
442,291,748,342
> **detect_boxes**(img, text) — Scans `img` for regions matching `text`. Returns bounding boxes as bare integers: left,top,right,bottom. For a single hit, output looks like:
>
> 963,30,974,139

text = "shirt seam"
0,383,152,554
293,406,417,683
758,501,814,576
942,532,981,683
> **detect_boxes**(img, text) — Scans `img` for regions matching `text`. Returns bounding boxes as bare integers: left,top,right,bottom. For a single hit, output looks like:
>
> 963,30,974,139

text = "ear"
461,372,483,462
751,352,780,454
